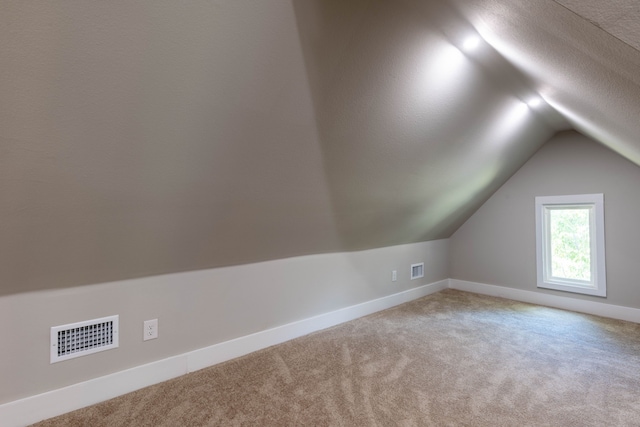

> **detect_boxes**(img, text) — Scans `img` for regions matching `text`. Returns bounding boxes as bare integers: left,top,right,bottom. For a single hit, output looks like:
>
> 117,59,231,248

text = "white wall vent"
410,263,424,280
50,315,119,364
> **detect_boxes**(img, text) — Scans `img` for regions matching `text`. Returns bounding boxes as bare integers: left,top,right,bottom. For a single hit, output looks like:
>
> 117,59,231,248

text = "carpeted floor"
32,290,640,426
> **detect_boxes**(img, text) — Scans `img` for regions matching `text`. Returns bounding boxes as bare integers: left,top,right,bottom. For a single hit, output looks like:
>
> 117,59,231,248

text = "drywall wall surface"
0,0,340,295
293,0,559,250
450,131,640,308
1,0,558,295
0,239,448,404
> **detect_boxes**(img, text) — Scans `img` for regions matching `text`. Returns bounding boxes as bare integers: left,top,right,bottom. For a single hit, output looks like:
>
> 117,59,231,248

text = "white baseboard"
448,279,640,323
0,280,448,427
8,277,637,426
1,355,187,427
187,279,448,372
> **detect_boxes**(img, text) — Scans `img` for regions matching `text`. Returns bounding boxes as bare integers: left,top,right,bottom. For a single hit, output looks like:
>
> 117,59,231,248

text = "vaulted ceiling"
1,0,639,295
451,0,640,164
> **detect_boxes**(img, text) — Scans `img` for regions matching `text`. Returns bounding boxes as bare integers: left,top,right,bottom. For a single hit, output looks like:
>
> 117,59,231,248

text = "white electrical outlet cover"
143,319,158,341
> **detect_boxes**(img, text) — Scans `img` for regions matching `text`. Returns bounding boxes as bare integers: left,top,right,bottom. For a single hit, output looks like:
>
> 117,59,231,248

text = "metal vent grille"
411,263,424,280
50,315,119,363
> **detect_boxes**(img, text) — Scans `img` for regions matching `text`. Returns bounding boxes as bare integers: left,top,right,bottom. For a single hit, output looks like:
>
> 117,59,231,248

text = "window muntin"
535,194,606,297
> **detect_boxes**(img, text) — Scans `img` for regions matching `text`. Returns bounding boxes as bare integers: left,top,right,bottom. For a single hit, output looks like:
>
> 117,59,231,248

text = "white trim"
535,193,606,297
188,279,447,372
448,279,640,323
0,355,186,427
0,280,448,427
9,277,639,426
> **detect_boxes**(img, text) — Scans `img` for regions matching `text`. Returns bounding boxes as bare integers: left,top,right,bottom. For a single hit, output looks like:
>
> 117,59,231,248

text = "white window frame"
535,194,606,297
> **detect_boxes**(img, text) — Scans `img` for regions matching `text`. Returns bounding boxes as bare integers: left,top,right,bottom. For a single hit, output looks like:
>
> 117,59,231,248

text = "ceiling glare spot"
527,98,542,108
517,101,529,112
462,36,480,52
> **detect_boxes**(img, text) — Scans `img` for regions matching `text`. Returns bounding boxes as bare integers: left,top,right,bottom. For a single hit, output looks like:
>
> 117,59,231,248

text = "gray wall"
0,239,448,404
1,0,557,295
450,131,640,308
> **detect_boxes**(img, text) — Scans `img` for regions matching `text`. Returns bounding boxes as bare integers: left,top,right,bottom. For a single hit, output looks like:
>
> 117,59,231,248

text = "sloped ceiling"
554,0,640,51
451,0,640,164
1,0,638,295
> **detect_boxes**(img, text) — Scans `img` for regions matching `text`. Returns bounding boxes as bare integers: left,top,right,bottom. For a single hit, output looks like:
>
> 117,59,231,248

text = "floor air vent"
410,263,424,280
50,315,119,363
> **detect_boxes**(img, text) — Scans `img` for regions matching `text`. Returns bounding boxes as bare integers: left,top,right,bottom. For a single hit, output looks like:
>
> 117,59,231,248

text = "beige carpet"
33,290,640,426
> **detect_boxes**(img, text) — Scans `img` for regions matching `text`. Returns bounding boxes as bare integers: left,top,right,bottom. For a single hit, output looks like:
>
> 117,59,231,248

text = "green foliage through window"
549,208,591,281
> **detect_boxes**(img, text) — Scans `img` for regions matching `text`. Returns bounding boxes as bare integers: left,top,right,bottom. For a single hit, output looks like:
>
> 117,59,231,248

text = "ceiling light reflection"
462,36,481,52
527,98,542,108
430,44,466,78
417,41,468,102
482,99,531,148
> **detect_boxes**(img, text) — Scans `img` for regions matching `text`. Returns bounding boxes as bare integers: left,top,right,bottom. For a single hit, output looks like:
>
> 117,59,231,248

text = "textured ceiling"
451,0,640,165
553,0,640,51
1,0,638,295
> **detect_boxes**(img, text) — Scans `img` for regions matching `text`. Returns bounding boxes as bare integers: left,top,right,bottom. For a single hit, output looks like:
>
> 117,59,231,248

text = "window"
535,194,606,297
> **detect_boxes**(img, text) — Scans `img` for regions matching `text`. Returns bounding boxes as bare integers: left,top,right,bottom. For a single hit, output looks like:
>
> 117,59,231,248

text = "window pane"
549,208,591,281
